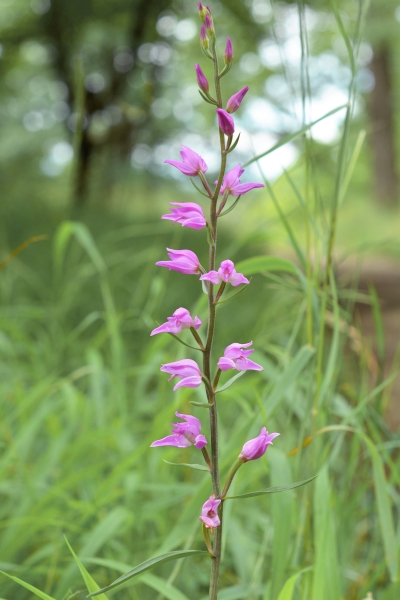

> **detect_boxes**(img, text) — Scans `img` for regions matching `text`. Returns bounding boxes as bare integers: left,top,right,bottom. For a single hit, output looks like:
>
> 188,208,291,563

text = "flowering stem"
204,37,227,600
221,458,243,498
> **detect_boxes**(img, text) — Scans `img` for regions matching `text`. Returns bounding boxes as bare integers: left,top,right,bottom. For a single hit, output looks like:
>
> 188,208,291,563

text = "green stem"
204,37,227,600
221,458,243,498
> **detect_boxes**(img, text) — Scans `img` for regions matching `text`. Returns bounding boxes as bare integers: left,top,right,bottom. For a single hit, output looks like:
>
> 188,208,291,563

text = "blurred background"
1,0,400,599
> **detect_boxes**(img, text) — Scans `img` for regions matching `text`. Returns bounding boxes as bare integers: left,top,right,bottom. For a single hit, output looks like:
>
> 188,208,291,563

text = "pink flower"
205,13,214,36
151,412,207,449
239,428,280,462
151,307,202,336
226,87,249,114
216,108,235,136
217,342,263,372
195,64,209,93
199,494,221,528
164,146,208,177
162,202,206,230
200,259,249,287
219,164,264,197
156,248,201,275
160,358,202,391
224,37,233,64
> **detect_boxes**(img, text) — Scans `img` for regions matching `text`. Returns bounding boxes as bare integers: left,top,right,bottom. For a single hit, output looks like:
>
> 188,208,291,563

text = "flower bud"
198,2,209,23
205,13,215,38
200,24,209,49
226,86,249,114
216,108,235,136
195,64,209,93
224,37,233,64
239,428,280,462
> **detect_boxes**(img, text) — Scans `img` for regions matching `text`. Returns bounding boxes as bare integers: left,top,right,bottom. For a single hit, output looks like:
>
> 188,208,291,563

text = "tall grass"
1,0,400,599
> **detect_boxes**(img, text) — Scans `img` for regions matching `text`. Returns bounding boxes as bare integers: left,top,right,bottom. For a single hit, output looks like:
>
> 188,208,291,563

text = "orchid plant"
87,4,315,599
0,4,316,600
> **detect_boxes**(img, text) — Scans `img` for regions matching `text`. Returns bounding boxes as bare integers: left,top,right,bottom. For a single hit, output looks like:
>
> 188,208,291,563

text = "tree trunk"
368,46,398,206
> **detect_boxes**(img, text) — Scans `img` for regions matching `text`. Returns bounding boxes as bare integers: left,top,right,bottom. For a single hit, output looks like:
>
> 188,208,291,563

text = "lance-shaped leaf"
224,475,317,500
64,537,109,600
0,572,56,600
163,460,210,472
88,550,209,596
216,371,246,393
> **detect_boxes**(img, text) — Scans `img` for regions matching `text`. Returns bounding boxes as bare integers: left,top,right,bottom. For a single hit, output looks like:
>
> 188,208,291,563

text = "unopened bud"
216,108,235,136
224,37,233,64
198,2,209,23
200,24,209,49
226,86,249,114
205,13,215,38
195,64,209,93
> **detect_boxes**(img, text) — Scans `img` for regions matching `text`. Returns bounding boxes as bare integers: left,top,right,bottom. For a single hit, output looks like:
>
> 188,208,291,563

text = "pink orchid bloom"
217,341,263,372
160,358,202,391
164,145,208,177
199,259,249,287
239,428,280,462
200,24,208,49
195,64,209,93
156,248,201,275
161,202,206,230
151,412,207,449
151,307,202,336
199,494,221,528
219,164,264,197
216,108,235,136
224,37,233,64
226,86,249,114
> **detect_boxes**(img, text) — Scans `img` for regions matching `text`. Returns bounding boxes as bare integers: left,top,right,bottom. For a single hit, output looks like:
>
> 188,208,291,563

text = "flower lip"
160,358,203,391
217,341,263,372
161,202,206,230
150,307,202,336
199,494,221,528
164,145,208,177
219,164,264,197
199,259,249,287
151,412,207,449
156,248,201,275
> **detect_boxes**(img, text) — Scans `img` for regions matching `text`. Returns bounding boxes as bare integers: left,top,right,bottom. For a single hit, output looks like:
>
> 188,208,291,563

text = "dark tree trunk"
368,46,398,206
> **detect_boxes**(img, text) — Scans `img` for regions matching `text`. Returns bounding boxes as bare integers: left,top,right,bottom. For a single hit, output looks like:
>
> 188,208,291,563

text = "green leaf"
0,572,56,600
167,332,202,352
216,371,246,393
189,177,210,198
226,132,241,154
224,475,317,500
163,460,209,472
218,194,242,217
87,550,209,596
277,568,313,600
190,401,213,408
235,256,298,276
64,537,109,600
242,104,348,167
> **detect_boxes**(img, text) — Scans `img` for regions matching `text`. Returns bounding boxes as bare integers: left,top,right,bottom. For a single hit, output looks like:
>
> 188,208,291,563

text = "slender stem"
221,458,243,498
204,37,227,600
190,327,205,351
201,447,213,471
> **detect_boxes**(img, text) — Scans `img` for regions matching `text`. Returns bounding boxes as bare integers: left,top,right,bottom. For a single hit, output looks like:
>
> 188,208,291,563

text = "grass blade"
0,572,56,600
64,537,109,600
87,550,209,596
235,256,298,276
